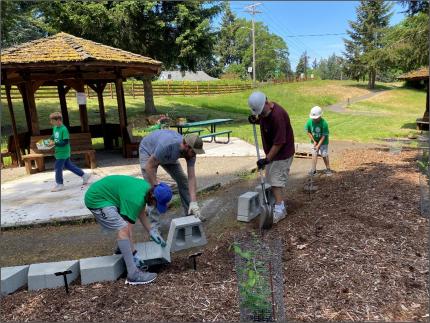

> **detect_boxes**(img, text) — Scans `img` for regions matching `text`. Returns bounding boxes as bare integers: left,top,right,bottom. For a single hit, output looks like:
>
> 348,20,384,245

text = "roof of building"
2,32,161,67
397,66,429,80
159,70,218,81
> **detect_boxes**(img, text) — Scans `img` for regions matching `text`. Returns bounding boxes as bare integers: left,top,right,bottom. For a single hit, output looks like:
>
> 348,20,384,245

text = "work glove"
248,115,259,124
149,227,166,248
188,201,204,221
257,158,269,170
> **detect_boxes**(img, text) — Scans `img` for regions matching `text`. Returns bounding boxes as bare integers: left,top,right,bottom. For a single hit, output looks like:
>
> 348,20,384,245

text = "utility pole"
245,2,261,87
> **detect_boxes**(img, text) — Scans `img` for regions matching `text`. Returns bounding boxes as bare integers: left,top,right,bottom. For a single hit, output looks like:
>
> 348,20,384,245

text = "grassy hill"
1,80,426,150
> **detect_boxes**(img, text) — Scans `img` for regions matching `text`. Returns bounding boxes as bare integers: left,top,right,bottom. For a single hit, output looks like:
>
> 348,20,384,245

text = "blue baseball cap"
154,182,173,213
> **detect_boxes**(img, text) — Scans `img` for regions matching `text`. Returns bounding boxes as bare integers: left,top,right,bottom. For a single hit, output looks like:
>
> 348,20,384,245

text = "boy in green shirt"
84,175,173,285
49,112,91,191
305,106,332,176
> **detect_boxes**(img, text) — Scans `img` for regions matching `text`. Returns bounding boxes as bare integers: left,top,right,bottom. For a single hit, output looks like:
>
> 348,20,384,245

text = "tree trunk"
368,69,376,89
143,78,157,114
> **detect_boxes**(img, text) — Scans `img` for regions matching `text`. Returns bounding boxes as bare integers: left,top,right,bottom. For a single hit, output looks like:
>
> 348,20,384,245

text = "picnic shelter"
1,32,162,164
398,66,429,130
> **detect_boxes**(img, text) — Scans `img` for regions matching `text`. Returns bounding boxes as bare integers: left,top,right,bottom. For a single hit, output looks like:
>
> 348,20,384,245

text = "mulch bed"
1,148,428,322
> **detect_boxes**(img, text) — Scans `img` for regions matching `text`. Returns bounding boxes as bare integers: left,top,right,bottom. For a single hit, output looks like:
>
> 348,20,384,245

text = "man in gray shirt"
139,130,205,228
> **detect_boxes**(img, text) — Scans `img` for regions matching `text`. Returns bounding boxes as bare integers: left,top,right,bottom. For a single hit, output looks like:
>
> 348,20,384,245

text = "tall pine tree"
343,0,393,88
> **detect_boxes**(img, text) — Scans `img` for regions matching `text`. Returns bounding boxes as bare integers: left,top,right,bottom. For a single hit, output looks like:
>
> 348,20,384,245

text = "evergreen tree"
295,51,308,79
400,0,429,16
343,0,393,88
214,2,241,69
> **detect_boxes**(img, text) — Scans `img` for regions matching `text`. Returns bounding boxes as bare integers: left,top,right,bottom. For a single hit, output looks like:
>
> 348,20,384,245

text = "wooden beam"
21,75,40,135
17,84,32,133
94,81,110,149
32,80,45,93
57,82,70,128
115,72,128,157
6,85,23,166
74,81,89,132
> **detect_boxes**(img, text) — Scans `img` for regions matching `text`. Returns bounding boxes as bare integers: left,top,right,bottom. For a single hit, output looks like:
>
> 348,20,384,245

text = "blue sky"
225,1,407,70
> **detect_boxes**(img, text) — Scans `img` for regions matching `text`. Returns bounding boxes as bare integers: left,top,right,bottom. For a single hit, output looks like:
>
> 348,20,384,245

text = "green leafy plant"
234,243,272,321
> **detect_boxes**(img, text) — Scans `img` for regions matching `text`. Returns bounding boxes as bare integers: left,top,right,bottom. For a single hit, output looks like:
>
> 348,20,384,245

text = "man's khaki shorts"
265,156,293,188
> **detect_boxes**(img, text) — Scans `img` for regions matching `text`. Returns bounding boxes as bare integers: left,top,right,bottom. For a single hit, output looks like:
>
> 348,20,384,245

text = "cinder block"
135,241,171,266
167,216,207,252
255,183,275,206
28,260,79,291
80,255,125,285
237,191,260,222
1,265,29,295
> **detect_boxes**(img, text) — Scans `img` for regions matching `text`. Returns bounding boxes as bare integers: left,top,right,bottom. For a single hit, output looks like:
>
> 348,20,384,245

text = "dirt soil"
1,148,429,322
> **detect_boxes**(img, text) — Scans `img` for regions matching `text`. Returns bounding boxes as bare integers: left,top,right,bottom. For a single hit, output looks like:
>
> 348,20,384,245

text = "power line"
284,33,347,37
260,3,322,60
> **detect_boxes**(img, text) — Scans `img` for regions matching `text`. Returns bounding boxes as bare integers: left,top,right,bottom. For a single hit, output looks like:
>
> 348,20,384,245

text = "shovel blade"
259,204,273,230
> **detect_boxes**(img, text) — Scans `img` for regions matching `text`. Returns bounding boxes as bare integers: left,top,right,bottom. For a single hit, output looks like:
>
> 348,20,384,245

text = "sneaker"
51,184,65,192
324,169,333,176
273,208,286,224
125,270,157,285
82,173,91,185
308,170,317,176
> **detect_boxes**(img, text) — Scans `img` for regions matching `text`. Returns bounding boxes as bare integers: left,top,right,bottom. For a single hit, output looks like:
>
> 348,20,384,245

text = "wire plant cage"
234,235,285,322
418,148,430,217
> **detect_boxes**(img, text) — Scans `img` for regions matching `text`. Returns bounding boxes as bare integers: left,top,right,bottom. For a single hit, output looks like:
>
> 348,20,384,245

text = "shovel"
252,123,274,230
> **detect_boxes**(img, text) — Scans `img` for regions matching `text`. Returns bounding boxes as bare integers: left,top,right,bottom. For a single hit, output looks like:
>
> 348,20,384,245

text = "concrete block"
1,265,29,295
255,183,275,206
167,216,207,252
28,260,79,291
135,241,171,266
80,255,125,285
237,191,260,222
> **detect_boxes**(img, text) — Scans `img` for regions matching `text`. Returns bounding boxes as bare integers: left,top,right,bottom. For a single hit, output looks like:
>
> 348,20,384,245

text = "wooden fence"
3,78,309,100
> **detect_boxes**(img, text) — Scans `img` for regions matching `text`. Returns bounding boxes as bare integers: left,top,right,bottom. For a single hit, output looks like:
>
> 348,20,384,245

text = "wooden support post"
115,72,128,157
57,82,70,128
132,81,135,99
22,75,40,135
76,82,89,132
91,82,109,149
17,84,33,134
5,85,22,166
425,81,429,120
109,83,113,99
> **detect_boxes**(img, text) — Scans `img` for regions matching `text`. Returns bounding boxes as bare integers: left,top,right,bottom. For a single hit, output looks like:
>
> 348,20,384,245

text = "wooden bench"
200,130,232,144
22,133,96,174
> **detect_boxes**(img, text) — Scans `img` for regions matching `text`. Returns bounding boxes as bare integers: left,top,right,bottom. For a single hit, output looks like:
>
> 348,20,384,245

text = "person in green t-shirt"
84,175,173,285
48,112,91,192
304,106,332,176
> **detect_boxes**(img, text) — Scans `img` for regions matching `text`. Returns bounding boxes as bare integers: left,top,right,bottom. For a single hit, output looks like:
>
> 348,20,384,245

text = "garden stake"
189,252,203,270
55,270,72,294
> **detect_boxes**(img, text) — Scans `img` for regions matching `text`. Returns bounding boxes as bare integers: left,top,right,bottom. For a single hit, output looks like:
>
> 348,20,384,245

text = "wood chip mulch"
1,148,428,322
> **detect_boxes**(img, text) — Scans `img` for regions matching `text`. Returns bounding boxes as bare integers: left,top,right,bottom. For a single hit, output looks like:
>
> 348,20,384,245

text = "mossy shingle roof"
398,67,429,80
2,32,161,67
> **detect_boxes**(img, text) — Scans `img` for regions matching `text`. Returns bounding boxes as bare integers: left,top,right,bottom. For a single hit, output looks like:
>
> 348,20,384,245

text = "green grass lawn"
1,80,426,154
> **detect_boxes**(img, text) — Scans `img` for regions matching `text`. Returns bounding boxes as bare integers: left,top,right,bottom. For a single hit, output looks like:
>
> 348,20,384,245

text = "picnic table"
174,118,233,143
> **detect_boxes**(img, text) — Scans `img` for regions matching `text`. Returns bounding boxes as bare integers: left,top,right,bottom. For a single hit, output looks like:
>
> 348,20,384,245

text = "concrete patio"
1,137,262,227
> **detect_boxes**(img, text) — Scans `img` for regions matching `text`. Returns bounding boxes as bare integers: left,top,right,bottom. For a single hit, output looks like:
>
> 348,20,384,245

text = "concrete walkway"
326,90,388,114
1,138,261,227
